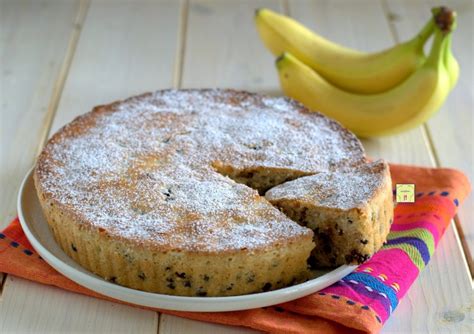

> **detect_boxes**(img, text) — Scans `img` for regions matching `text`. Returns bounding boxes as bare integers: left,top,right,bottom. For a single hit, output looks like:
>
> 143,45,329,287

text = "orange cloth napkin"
0,163,470,333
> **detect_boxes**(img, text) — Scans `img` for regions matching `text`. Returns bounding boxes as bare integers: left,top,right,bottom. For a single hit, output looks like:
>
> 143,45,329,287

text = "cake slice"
265,160,393,267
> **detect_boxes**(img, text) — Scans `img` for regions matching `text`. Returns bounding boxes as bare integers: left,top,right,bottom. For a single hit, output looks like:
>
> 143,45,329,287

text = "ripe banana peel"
276,26,452,138
255,8,434,94
444,34,459,89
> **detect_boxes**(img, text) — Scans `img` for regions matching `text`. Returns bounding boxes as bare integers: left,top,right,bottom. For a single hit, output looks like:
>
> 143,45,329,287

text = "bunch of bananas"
255,7,458,137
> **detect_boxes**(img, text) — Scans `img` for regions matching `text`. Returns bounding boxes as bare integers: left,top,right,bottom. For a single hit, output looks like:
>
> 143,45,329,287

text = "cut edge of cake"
265,160,394,267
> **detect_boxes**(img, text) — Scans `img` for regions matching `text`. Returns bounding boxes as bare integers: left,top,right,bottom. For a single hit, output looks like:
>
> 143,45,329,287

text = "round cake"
34,89,391,296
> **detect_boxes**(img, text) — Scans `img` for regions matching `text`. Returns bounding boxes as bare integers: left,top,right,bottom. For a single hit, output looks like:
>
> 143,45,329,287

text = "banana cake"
266,160,393,267
34,89,392,296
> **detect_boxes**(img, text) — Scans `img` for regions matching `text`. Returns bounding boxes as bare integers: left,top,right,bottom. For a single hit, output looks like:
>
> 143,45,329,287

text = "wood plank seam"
159,0,189,331
0,0,89,295
174,0,189,89
423,117,473,276
0,274,7,299
453,215,473,278
36,0,91,157
420,123,473,276
380,0,471,276
282,0,290,16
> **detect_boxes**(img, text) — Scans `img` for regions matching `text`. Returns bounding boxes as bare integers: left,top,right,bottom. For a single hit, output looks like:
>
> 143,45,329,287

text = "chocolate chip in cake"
323,243,332,254
138,272,146,280
175,272,186,279
183,280,192,287
167,282,176,289
226,283,234,291
262,283,272,291
203,274,210,281
71,243,77,252
109,276,117,283
162,188,174,201
346,250,370,264
347,219,353,224
197,287,207,296
307,255,317,268
242,171,254,179
246,143,262,150
360,239,369,245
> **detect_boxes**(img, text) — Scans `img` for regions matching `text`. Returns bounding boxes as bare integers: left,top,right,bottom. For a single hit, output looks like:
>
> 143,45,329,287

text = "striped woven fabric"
314,194,458,325
0,163,470,334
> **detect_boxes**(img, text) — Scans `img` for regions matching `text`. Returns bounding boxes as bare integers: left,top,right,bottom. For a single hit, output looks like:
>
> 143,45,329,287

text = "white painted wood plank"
0,0,80,229
384,0,474,273
288,0,436,165
49,0,182,133
165,0,471,332
383,223,473,333
0,276,158,333
159,0,280,332
0,0,83,309
160,315,260,334
287,1,472,333
1,0,183,332
181,0,282,93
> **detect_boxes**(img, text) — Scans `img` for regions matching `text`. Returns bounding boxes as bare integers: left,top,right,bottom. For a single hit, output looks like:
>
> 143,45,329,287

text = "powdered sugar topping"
36,89,366,252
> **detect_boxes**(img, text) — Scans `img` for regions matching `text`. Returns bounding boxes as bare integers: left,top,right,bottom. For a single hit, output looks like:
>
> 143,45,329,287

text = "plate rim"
17,167,356,312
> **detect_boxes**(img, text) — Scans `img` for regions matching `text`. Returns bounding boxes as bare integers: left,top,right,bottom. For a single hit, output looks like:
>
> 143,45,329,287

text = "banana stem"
432,6,457,33
443,33,451,62
412,18,435,46
426,28,448,67
426,7,457,67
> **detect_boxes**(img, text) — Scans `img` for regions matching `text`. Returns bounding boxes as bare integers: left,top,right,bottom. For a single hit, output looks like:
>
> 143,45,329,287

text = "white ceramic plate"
18,168,356,312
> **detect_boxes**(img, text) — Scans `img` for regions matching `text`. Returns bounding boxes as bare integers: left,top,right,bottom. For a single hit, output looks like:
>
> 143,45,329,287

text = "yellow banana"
255,8,434,94
431,6,459,89
275,27,451,138
437,9,459,89
444,33,459,89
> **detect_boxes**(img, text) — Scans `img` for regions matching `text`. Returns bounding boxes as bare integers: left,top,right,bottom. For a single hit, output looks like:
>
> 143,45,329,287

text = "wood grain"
1,0,183,332
181,0,282,93
0,276,158,333
160,0,281,332
49,0,182,134
160,315,259,334
0,0,85,299
384,0,474,274
1,0,471,333
0,0,82,229
287,0,435,165
289,1,472,333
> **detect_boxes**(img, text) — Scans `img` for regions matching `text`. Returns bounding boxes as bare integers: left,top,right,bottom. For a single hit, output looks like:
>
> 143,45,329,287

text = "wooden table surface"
1,0,472,333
